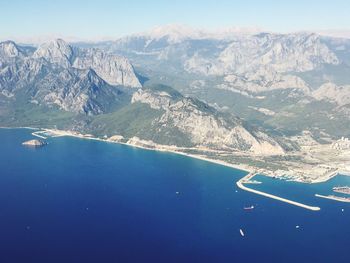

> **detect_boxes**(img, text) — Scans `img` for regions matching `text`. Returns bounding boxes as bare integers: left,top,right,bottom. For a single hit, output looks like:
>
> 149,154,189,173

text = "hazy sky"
1,0,350,41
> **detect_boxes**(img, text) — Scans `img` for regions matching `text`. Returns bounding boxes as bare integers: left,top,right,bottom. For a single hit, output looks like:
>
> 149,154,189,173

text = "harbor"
237,173,321,211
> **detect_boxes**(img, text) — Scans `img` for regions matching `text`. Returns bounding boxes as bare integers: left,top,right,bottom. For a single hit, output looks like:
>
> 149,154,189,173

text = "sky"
1,0,350,42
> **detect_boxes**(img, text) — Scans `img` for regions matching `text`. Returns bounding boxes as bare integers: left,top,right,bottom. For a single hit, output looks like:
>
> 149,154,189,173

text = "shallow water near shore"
0,128,349,263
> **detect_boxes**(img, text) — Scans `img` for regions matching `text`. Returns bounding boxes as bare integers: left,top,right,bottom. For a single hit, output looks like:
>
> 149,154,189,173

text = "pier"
315,194,350,203
333,186,350,195
32,130,47,139
237,173,321,211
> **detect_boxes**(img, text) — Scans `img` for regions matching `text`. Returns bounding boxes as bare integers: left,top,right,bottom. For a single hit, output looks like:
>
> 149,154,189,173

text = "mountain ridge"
0,39,141,115
3,32,350,181
0,39,287,156
89,28,350,139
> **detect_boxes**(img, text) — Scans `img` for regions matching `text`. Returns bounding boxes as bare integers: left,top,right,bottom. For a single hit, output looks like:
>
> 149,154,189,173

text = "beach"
33,128,254,174
2,126,343,186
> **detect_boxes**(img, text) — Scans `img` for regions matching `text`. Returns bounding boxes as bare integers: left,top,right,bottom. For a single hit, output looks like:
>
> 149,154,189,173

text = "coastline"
0,126,39,130
4,126,348,210
0,126,253,174
41,128,254,174
1,126,343,185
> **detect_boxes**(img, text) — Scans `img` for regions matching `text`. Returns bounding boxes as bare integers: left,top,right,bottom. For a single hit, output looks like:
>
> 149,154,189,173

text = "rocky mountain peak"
23,39,141,88
33,38,74,67
72,48,141,87
0,40,22,58
0,39,142,116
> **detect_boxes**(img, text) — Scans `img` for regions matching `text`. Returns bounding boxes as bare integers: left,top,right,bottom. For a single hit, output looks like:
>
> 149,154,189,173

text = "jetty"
315,194,350,203
333,186,350,195
237,172,321,211
31,130,48,139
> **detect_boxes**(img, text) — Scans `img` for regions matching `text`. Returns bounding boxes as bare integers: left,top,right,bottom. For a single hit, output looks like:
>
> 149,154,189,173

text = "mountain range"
0,38,284,155
2,25,350,160
91,25,350,138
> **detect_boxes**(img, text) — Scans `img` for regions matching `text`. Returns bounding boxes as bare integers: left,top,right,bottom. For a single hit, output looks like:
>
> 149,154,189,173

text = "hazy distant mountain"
97,28,340,81
90,26,350,138
130,24,263,44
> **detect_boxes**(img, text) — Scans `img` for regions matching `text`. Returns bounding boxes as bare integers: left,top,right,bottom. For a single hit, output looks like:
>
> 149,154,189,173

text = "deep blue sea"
0,128,349,263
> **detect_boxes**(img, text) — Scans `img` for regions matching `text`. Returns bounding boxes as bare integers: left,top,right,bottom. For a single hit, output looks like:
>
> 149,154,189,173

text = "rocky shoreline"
22,139,47,147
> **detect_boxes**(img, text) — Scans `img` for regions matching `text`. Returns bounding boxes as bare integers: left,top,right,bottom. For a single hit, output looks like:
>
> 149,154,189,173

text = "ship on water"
239,229,245,237
244,205,255,210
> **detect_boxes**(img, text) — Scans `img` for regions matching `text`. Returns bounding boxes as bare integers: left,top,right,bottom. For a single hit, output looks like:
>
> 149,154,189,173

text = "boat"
239,229,245,237
244,205,255,210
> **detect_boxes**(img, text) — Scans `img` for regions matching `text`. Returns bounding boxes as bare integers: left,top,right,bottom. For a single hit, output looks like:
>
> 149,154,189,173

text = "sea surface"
0,128,349,263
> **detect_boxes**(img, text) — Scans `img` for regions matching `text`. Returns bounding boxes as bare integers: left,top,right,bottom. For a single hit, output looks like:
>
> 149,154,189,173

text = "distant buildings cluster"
332,137,350,150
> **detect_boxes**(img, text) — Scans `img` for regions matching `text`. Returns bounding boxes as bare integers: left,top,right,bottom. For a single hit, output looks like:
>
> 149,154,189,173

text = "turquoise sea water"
0,128,349,263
